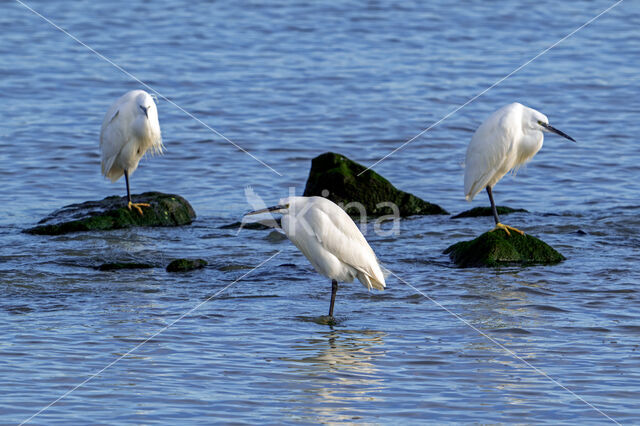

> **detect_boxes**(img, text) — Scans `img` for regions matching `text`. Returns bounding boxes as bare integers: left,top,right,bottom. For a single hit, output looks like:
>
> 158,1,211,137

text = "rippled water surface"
1,0,639,424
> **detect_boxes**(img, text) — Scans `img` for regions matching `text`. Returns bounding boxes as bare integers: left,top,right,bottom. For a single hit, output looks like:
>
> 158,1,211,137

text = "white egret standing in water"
100,90,163,214
246,196,386,317
464,102,575,235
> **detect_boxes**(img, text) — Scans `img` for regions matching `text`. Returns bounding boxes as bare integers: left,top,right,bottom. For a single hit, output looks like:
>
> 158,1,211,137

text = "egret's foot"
492,223,525,237
127,201,150,215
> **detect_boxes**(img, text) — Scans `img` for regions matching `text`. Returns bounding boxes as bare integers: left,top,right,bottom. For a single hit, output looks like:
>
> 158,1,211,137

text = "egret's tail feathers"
357,271,386,291
380,265,391,279
104,166,124,182
465,183,480,202
101,156,123,182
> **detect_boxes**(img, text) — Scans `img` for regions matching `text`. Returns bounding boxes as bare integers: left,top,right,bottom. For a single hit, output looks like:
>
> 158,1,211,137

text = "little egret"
464,102,575,235
100,90,163,214
246,196,386,317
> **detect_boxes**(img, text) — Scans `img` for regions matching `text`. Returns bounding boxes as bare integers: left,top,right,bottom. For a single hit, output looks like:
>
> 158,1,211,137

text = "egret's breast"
516,131,544,167
132,118,156,152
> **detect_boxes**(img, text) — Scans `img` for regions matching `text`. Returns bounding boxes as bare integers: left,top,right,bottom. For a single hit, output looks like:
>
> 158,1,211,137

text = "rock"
444,229,565,267
266,230,288,242
303,152,448,217
25,192,196,235
218,263,254,272
166,258,208,272
98,262,154,271
451,206,527,219
219,219,280,230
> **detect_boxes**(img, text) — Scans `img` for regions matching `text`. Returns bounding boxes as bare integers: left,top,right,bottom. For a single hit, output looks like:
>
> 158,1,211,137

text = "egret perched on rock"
100,90,163,214
464,102,575,235
245,196,386,317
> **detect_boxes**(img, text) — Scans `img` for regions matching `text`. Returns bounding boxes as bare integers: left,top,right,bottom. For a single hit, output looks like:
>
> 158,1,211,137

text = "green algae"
303,152,448,217
166,258,208,272
25,192,196,235
444,229,565,268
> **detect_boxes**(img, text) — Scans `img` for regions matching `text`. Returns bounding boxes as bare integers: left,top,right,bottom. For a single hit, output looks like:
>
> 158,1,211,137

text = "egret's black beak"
245,204,287,216
540,122,576,142
140,105,149,118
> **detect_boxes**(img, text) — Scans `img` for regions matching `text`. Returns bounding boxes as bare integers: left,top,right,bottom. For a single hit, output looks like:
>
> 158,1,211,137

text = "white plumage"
465,103,545,201
246,196,385,316
101,90,162,181
281,196,386,291
100,90,163,213
463,102,575,233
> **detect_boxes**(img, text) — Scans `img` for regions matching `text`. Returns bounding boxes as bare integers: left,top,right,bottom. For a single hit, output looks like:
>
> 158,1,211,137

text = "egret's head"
136,92,155,119
531,109,576,142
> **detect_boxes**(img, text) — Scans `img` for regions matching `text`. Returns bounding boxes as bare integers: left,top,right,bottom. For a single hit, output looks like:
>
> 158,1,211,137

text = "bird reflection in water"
282,329,386,423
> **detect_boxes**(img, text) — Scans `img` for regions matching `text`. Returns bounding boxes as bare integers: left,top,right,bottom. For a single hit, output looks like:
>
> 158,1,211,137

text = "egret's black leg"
486,186,500,225
328,279,338,317
124,169,149,215
124,169,132,205
487,186,524,236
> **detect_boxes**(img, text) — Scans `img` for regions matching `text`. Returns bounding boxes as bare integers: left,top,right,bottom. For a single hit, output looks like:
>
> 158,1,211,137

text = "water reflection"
283,329,386,423
458,274,553,411
460,273,543,331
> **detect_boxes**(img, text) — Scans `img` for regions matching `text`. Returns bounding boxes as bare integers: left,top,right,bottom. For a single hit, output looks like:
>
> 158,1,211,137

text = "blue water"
1,0,639,424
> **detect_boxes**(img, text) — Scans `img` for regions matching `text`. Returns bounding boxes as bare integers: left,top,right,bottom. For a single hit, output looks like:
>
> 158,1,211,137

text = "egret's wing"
99,104,129,179
304,202,385,290
464,111,516,201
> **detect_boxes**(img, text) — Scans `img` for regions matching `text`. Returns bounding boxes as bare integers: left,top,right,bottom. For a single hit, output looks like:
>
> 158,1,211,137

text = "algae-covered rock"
25,192,196,235
219,219,280,230
444,229,565,267
303,152,448,217
451,206,527,219
98,262,154,271
166,258,207,272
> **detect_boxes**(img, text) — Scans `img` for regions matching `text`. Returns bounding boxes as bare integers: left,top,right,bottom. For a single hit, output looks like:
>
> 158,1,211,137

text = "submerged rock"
444,229,565,267
219,219,281,230
266,230,288,242
166,258,207,272
25,192,196,235
218,263,255,272
451,206,528,219
303,152,448,217
98,262,154,271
